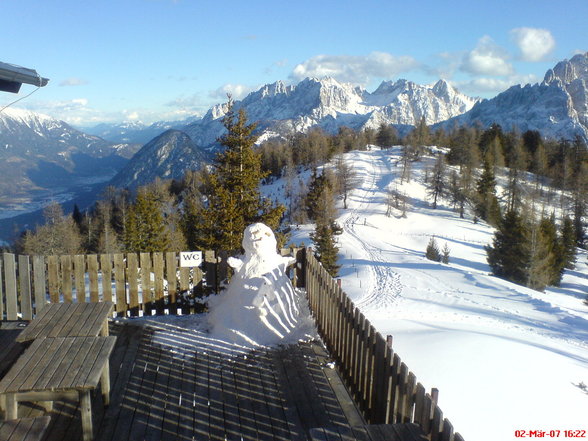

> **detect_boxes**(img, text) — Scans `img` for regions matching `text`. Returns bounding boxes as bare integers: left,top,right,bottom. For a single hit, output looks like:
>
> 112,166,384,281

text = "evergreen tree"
527,220,553,291
475,158,501,225
305,168,332,221
560,216,577,270
441,242,451,264
486,210,530,285
426,154,447,209
124,189,170,252
193,98,284,250
425,237,442,262
376,123,397,148
310,185,341,277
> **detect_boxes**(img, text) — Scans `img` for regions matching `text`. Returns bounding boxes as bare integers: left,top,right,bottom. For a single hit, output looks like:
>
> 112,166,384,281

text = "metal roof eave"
0,61,49,87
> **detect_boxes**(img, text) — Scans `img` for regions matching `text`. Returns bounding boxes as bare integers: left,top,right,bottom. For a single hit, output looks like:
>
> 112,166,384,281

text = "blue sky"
1,0,586,126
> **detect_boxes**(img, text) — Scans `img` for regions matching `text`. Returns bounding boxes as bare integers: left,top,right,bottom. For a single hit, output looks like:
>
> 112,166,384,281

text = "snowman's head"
242,223,277,257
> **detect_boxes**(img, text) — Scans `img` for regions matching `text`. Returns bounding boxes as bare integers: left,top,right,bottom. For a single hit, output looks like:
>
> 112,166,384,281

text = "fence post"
18,255,33,320
0,257,4,319
32,255,46,313
4,253,18,320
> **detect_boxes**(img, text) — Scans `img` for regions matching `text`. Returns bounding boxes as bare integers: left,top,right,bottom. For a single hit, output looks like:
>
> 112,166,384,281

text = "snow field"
289,147,588,441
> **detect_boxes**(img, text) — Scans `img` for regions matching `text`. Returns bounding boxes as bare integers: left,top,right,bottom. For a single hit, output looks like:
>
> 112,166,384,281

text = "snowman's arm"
228,256,244,271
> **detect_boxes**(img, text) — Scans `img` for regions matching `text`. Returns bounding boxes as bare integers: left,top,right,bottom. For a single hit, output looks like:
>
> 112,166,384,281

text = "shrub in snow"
425,236,442,262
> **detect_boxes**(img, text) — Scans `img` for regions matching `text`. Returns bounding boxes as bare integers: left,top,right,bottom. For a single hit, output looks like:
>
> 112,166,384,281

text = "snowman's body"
207,223,307,347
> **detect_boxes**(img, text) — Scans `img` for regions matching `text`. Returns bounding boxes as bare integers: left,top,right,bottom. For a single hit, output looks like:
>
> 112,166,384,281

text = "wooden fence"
305,248,465,441
0,249,302,320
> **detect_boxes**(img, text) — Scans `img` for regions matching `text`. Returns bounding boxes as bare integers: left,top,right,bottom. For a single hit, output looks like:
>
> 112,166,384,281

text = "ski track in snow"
342,149,403,310
338,149,588,353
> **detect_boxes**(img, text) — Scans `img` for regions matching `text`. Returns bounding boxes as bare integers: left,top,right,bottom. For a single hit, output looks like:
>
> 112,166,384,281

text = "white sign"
180,251,203,267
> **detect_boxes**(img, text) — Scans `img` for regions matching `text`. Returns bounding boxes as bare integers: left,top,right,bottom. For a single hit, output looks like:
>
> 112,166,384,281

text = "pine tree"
427,154,447,209
475,158,501,225
376,123,397,148
560,216,577,269
310,185,341,277
192,98,285,250
441,242,451,264
425,237,442,262
486,210,530,285
124,189,170,252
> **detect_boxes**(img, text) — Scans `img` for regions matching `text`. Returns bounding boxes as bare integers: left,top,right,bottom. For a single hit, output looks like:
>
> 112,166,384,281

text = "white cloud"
510,27,555,61
290,52,419,85
209,83,254,100
461,36,513,76
456,73,540,96
59,78,88,87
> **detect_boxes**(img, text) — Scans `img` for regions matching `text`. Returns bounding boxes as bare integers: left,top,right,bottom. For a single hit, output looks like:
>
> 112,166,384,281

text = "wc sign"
180,251,203,268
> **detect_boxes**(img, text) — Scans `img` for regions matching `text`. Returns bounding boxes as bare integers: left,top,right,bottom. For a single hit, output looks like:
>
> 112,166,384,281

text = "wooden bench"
16,302,113,343
0,416,50,441
0,336,116,441
0,322,28,418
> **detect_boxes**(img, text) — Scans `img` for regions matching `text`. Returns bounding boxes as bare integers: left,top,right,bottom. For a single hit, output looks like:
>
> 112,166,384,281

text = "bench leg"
101,362,111,407
80,390,93,441
5,393,18,420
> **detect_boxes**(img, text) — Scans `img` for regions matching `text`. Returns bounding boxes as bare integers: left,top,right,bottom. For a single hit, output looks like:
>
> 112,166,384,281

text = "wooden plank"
430,406,443,441
153,252,164,315
383,337,394,424
0,258,4,319
113,253,126,317
4,253,18,320
165,252,177,315
87,254,99,303
0,416,51,441
74,254,86,302
127,253,140,317
396,362,409,424
205,350,227,440
204,250,216,294
441,418,454,441
260,349,303,440
372,333,387,423
218,353,243,440
174,350,197,440
413,383,427,429
231,352,265,439
47,255,59,303
100,254,113,303
60,255,73,303
18,254,33,320
140,252,152,315
404,372,417,424
178,266,190,315
32,255,47,314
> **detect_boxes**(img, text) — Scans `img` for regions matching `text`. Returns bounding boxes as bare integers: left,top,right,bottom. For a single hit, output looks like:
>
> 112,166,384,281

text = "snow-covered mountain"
183,77,480,149
440,52,588,142
0,107,139,205
82,116,201,144
109,129,208,189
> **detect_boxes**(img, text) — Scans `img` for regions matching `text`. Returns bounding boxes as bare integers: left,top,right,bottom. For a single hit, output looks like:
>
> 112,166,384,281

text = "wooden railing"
0,249,302,320
305,248,465,441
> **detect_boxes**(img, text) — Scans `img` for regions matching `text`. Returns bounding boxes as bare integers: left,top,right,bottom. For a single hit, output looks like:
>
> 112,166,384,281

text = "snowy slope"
289,148,588,441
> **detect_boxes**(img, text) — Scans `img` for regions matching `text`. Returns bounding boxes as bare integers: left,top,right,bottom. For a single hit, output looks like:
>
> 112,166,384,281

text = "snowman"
207,223,311,347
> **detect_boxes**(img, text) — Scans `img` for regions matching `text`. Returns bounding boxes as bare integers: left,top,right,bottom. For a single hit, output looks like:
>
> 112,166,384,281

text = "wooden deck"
2,320,368,441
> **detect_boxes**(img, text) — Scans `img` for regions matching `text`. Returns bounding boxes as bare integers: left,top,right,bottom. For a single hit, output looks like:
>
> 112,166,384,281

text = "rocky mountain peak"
544,52,588,85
